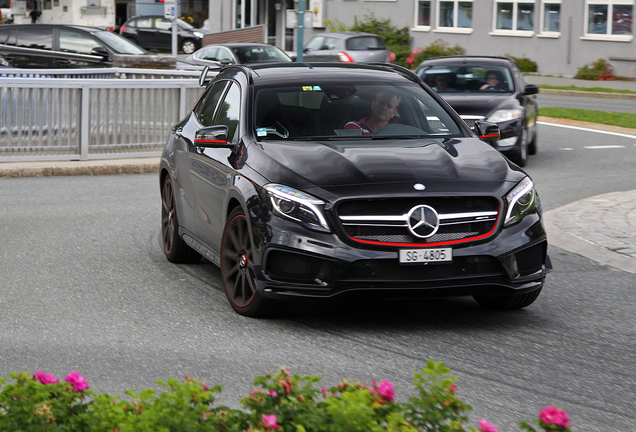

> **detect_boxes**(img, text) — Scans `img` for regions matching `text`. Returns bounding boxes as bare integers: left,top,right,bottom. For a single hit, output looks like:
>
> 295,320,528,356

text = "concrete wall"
298,0,636,78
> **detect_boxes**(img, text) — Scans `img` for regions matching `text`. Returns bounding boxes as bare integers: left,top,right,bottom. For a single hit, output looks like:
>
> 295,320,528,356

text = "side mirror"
194,125,232,148
524,84,539,95
91,47,110,59
474,121,500,147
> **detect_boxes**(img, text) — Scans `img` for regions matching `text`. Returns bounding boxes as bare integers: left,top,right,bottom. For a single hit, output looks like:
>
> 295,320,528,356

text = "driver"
344,90,401,135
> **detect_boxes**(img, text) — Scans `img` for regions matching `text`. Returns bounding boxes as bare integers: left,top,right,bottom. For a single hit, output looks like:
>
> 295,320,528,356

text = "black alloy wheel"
221,208,279,317
161,176,201,263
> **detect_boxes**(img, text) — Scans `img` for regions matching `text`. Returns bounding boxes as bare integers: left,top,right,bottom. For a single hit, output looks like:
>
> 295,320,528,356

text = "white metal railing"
0,70,206,162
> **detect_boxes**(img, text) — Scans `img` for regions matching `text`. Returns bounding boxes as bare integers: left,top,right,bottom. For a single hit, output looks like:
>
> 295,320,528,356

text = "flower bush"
0,360,573,432
574,58,629,81
405,40,465,69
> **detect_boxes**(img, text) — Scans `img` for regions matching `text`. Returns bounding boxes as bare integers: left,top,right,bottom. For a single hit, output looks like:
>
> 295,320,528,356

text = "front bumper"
252,212,551,301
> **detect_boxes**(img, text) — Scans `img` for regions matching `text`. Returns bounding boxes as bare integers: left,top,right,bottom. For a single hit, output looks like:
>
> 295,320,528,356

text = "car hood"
438,93,517,117
247,137,522,194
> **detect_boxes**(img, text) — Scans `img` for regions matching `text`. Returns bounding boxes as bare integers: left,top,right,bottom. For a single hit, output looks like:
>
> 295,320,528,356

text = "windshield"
253,82,462,140
93,31,147,54
417,65,515,93
177,19,195,30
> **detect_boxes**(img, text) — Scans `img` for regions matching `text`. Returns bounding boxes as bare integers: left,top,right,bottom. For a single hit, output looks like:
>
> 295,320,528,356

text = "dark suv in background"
0,24,168,68
119,15,209,54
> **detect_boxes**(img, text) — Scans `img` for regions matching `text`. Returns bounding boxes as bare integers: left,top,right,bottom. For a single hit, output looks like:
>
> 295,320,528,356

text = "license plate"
399,248,452,264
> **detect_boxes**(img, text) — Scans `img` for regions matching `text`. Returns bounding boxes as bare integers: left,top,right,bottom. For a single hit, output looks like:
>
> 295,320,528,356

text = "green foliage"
574,58,629,81
506,55,538,73
0,363,573,432
539,107,636,129
406,40,465,70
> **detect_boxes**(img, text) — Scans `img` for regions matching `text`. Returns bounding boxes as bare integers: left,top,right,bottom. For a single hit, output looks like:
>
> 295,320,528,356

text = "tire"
221,208,280,317
161,176,202,264
528,126,538,155
473,286,542,310
180,39,196,54
510,131,528,167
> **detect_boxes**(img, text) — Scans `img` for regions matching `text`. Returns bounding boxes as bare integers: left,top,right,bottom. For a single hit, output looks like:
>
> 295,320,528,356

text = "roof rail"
363,62,422,83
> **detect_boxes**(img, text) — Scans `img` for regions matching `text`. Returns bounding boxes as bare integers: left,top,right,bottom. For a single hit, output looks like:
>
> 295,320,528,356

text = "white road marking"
538,121,636,140
584,145,626,149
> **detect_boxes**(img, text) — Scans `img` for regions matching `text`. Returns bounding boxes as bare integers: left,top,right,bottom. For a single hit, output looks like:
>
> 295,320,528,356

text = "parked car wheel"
161,176,202,263
473,286,542,310
221,208,280,317
181,39,196,54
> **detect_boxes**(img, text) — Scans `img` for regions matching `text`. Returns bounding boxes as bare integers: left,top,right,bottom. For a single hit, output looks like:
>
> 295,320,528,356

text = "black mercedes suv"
159,62,551,317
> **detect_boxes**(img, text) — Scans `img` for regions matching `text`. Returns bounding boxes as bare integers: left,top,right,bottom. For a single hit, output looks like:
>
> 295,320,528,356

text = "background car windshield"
253,83,461,140
177,19,195,30
232,46,291,63
93,31,146,54
418,65,515,93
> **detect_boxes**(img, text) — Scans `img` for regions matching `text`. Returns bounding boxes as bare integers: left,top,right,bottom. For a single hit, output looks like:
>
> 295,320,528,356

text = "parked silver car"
179,42,292,70
302,32,394,63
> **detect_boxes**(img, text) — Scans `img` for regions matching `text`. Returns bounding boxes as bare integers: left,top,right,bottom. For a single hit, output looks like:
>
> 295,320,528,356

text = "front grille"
336,197,500,246
341,256,503,281
515,242,546,276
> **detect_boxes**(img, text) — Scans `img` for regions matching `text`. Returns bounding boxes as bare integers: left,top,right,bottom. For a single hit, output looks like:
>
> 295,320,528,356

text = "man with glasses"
480,70,506,91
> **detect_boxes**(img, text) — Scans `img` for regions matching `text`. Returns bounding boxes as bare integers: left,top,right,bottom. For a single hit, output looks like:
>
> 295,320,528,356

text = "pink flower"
262,414,280,429
478,419,498,432
65,371,90,392
34,371,59,385
377,380,395,402
321,387,327,396
269,390,277,397
539,406,571,428
202,411,208,421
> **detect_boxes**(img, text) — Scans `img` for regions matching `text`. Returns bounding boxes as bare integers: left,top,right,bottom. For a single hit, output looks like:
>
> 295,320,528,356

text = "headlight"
487,108,523,123
265,184,330,232
193,31,204,38
504,177,537,227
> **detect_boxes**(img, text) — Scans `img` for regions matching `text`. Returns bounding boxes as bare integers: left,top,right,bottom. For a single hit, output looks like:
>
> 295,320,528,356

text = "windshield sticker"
256,127,267,137
302,86,322,91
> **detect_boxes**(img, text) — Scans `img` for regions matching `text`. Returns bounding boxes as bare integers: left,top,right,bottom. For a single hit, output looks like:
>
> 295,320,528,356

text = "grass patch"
539,85,636,95
539,107,636,129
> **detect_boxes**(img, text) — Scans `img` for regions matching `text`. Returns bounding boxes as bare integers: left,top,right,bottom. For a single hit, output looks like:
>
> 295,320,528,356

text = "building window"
540,1,561,34
494,1,536,34
414,0,431,29
437,1,473,29
585,0,633,37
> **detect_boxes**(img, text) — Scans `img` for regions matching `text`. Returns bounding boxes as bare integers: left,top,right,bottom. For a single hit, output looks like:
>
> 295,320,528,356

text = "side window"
155,18,172,30
59,29,101,55
216,83,241,143
136,17,153,29
323,37,339,49
197,81,229,126
16,28,53,50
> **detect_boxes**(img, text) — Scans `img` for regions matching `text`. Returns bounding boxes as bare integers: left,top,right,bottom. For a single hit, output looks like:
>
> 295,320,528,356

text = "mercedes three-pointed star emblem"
406,205,440,238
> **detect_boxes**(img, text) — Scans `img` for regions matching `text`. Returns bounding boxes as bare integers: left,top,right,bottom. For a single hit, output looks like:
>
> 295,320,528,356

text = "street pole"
171,0,181,57
296,0,305,62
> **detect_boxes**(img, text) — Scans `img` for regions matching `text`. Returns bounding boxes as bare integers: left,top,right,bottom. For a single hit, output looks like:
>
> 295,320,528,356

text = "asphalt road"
1,123,635,431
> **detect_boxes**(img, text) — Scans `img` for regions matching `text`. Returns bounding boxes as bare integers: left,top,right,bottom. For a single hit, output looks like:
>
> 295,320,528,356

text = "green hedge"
0,361,572,432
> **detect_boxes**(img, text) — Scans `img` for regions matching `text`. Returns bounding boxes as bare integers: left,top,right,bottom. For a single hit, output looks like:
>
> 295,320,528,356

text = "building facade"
208,0,636,78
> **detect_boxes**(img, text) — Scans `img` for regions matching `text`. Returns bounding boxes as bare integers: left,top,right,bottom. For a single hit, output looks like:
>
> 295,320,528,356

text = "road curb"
0,158,160,178
539,88,636,99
